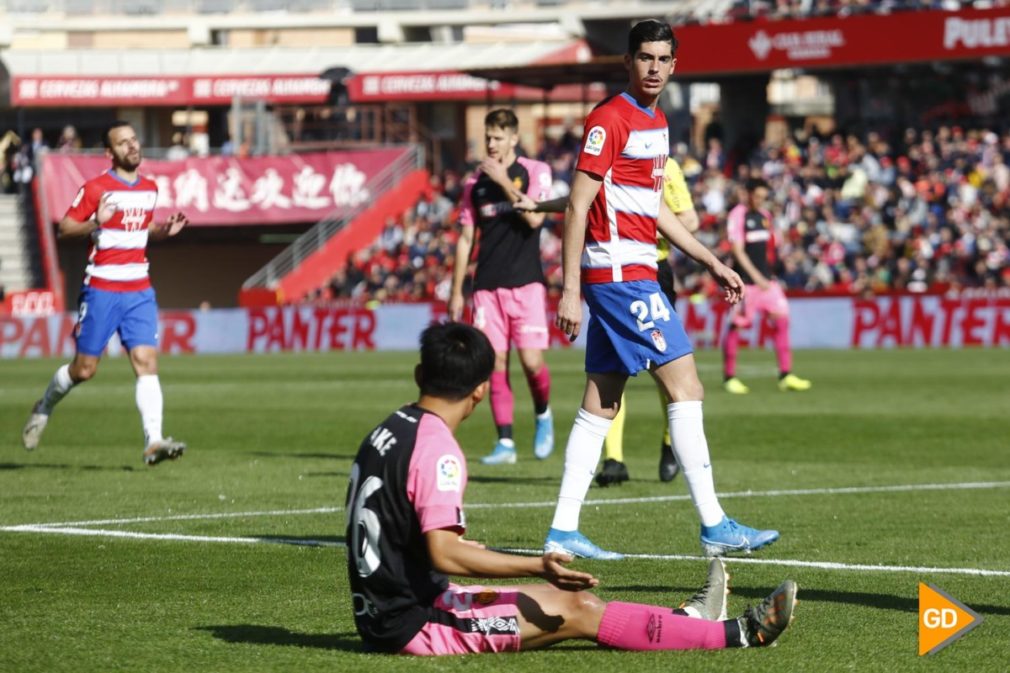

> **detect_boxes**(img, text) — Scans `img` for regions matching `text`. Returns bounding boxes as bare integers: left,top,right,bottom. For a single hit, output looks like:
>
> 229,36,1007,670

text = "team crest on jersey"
584,126,606,156
650,329,667,353
475,590,500,606
436,455,462,492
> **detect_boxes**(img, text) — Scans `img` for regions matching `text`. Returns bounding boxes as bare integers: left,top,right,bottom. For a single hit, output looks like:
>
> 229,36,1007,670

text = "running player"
544,20,779,559
345,321,798,655
449,109,555,465
21,121,188,466
723,178,812,394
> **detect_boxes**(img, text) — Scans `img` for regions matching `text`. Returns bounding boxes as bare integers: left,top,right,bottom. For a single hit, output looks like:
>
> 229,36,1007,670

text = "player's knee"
71,362,97,382
667,377,704,402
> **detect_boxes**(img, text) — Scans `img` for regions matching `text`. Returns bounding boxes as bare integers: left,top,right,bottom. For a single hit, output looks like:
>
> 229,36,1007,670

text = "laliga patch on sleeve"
436,454,462,492
583,126,606,156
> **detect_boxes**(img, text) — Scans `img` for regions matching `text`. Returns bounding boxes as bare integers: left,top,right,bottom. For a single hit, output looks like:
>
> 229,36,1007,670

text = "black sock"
723,618,744,647
498,425,513,441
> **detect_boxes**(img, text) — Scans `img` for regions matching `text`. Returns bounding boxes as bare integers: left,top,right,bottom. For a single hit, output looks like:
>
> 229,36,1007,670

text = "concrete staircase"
0,192,43,294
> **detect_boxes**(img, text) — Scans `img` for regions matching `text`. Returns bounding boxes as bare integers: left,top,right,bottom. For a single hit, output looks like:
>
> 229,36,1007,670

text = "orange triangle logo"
918,583,983,655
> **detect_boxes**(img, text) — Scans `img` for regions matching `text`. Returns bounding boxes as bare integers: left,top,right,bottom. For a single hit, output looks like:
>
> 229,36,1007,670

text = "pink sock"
597,602,729,651
525,365,551,414
489,370,514,427
774,316,792,374
722,328,740,378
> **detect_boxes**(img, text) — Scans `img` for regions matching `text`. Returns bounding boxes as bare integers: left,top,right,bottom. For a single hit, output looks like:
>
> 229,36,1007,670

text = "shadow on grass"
197,625,361,651
254,534,346,548
247,452,356,461
0,462,135,472
726,586,1010,616
468,475,559,485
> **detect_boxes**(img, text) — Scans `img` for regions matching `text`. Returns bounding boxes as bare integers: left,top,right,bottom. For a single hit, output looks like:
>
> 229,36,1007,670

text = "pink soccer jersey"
406,413,468,535
65,170,158,292
576,93,669,285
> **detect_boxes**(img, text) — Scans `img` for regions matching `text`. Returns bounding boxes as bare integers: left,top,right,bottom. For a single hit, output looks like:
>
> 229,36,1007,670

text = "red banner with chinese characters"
39,148,409,226
12,74,331,107
674,7,1010,75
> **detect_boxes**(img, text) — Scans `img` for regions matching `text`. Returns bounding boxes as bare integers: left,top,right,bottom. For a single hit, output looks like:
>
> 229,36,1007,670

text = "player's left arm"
658,198,743,304
148,211,188,241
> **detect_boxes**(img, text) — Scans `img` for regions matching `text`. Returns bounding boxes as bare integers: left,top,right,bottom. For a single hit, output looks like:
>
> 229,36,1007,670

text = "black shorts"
657,259,677,311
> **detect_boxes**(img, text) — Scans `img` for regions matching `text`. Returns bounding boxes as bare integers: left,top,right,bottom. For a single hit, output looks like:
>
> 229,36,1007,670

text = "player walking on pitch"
544,20,780,559
449,109,555,465
722,177,812,394
22,121,189,466
345,321,798,655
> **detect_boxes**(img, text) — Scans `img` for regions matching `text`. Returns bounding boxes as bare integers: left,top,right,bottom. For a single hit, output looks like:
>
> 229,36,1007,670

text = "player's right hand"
555,291,582,341
447,293,465,322
96,193,117,225
540,551,598,591
512,193,538,212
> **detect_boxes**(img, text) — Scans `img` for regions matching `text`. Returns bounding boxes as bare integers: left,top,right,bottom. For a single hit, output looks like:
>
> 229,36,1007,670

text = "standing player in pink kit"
722,178,812,394
21,121,189,466
449,109,555,465
345,321,798,656
544,20,780,560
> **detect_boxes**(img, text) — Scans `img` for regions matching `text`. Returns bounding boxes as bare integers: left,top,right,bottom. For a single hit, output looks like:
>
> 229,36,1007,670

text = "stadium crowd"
677,0,1010,24
315,123,1010,306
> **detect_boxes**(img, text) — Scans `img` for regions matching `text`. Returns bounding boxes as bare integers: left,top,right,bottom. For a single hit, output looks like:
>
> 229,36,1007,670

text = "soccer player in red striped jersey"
22,121,189,466
544,20,780,559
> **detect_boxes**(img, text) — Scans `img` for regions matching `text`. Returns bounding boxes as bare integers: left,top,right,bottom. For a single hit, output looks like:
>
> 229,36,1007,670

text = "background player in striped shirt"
545,20,779,560
346,321,797,656
723,178,812,394
22,121,189,466
449,109,555,465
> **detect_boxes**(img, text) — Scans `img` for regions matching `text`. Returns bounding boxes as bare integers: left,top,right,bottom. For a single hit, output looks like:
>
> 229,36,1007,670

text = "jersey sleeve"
726,205,746,244
663,159,694,214
575,107,621,179
64,180,101,223
520,158,553,201
406,415,467,534
458,174,478,228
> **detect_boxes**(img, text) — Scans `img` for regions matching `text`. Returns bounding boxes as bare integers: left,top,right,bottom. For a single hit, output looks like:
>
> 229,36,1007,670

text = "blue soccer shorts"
583,279,693,375
75,286,159,356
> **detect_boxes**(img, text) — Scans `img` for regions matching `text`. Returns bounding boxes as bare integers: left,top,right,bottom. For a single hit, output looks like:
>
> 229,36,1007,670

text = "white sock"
550,408,612,532
136,374,164,446
536,408,552,421
39,364,75,414
668,401,725,527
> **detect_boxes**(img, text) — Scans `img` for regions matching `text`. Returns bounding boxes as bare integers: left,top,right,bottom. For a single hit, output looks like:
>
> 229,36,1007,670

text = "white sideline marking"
5,525,343,548
17,480,1010,529
5,525,1010,578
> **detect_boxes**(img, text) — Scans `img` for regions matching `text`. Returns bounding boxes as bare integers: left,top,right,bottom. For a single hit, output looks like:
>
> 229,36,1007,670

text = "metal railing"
242,143,423,290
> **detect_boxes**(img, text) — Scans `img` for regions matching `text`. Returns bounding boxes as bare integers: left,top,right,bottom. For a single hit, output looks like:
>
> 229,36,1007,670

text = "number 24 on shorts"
630,292,671,331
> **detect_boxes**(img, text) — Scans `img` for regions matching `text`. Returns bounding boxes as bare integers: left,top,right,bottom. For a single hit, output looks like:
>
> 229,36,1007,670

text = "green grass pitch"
2,348,1008,672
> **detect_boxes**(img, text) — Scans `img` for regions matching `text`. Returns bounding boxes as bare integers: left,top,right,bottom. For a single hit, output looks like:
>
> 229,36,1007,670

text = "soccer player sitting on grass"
345,322,798,655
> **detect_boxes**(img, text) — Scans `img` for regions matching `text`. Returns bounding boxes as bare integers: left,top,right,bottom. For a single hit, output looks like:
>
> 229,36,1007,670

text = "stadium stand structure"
240,143,427,305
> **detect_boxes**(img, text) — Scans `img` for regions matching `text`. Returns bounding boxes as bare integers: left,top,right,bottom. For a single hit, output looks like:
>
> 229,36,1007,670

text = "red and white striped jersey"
65,170,158,292
575,93,669,284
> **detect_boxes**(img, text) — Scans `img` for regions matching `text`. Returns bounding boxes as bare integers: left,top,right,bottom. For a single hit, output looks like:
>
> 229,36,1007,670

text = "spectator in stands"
57,125,80,153
166,133,190,161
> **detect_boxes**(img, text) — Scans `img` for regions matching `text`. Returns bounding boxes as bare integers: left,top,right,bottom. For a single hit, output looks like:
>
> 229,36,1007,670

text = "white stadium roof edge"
0,40,586,77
